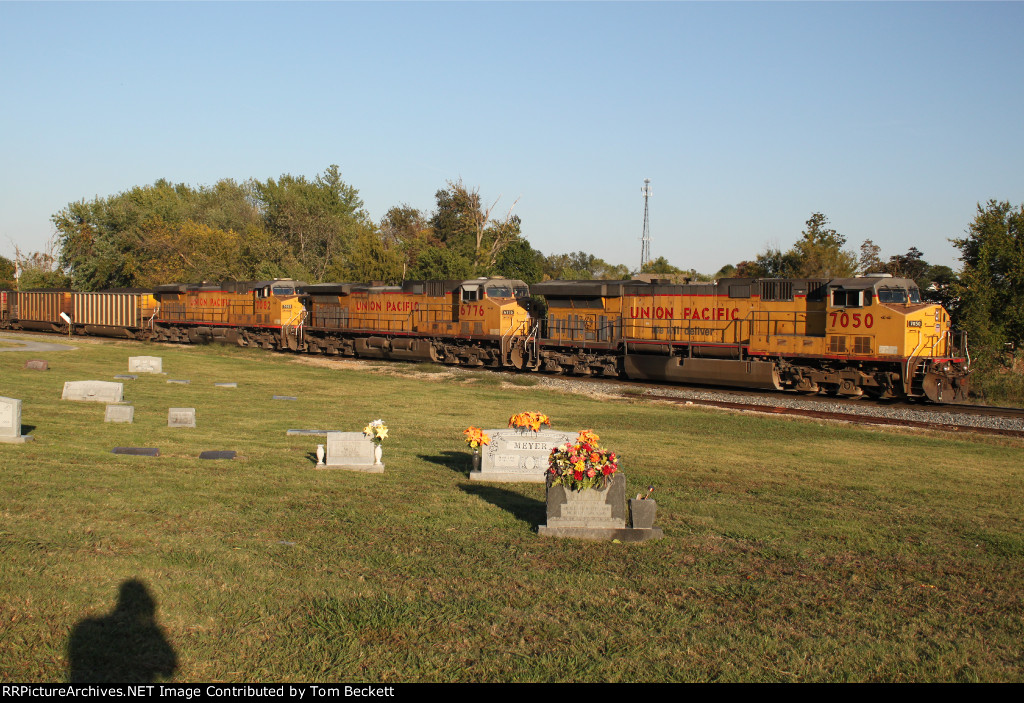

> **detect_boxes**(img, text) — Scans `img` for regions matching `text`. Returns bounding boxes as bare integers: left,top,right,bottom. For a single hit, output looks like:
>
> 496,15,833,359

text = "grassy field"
1,334,1022,682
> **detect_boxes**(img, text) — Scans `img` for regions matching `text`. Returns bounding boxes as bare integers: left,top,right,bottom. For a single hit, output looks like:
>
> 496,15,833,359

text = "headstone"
104,404,135,424
62,381,124,403
469,428,575,483
273,395,297,401
111,447,159,457
321,431,383,472
287,429,328,436
199,450,236,460
538,475,662,541
114,374,138,380
167,408,196,428
214,383,237,388
167,379,190,385
0,396,33,443
24,360,48,371
128,356,163,374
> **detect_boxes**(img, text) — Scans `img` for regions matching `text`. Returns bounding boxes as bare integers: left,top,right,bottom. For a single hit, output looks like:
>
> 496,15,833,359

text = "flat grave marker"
104,404,135,424
24,360,48,371
273,395,297,401
113,374,138,380
214,383,237,388
167,408,196,428
128,356,163,374
111,447,159,457
199,450,236,460
62,381,123,403
167,379,190,385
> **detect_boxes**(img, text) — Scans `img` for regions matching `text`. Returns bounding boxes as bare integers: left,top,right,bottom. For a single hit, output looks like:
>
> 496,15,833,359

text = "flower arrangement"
362,419,388,445
508,411,551,432
548,429,619,491
463,426,490,450
635,485,655,500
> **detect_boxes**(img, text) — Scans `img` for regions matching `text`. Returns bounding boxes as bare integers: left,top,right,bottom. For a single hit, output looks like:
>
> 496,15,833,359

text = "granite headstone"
104,404,135,423
167,408,196,428
0,396,33,443
469,428,575,483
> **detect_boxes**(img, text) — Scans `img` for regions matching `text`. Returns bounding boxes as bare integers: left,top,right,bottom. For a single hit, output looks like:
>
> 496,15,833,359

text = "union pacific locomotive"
0,273,969,402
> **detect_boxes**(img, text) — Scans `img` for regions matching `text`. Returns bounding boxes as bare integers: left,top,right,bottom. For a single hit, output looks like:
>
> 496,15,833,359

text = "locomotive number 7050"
829,312,874,329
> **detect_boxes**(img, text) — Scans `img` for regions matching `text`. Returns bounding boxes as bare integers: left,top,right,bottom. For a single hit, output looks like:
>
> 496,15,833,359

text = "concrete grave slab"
62,381,124,403
128,356,163,374
214,383,237,388
104,404,135,423
167,408,196,428
167,379,190,385
114,374,138,380
321,431,383,472
273,395,297,400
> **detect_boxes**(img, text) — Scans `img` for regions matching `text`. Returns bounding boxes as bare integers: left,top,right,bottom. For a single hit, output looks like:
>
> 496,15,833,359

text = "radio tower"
640,178,652,269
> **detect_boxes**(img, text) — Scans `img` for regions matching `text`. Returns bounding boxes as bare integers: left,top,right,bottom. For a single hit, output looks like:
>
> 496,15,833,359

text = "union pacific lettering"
630,306,739,321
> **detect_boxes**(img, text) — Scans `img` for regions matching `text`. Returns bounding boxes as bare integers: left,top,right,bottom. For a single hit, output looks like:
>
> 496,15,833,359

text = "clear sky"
1,1,1022,275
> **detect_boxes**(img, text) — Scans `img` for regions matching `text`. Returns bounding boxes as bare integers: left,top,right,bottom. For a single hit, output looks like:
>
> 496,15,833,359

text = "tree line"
1,168,1020,365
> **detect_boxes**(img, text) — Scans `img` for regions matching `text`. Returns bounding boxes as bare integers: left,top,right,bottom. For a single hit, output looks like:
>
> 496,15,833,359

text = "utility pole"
640,178,652,270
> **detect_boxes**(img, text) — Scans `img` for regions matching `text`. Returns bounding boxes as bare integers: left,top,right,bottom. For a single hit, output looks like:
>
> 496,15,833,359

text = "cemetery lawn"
1,337,1023,683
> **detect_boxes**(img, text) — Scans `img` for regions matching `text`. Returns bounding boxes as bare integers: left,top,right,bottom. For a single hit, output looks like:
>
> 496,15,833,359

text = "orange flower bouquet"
508,411,551,432
463,427,490,450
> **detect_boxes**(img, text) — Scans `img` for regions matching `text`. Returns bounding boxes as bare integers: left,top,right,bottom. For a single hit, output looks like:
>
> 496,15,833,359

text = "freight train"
0,273,970,402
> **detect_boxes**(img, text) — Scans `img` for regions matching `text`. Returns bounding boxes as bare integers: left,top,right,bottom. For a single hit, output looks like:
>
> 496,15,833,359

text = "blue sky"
2,1,1022,275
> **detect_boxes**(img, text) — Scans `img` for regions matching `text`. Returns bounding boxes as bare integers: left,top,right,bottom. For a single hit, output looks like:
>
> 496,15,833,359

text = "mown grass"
1,335,1022,682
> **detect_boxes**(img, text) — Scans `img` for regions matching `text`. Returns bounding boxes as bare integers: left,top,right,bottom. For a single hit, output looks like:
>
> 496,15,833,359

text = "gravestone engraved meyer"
62,381,124,403
128,356,163,373
321,431,383,473
469,428,575,483
104,404,134,424
167,408,196,428
25,360,48,371
0,396,33,443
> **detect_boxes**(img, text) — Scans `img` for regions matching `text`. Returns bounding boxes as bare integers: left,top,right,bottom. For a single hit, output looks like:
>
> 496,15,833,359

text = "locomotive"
0,273,970,402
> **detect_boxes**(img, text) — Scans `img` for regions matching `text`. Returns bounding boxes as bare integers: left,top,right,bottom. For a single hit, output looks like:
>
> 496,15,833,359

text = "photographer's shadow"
67,579,178,683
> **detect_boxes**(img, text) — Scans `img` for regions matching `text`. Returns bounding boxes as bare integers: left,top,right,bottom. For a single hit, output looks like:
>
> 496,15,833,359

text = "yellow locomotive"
534,274,968,402
298,277,536,368
151,279,305,349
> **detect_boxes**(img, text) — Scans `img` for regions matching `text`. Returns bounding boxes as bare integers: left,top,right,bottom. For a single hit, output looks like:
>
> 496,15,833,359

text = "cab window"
461,287,479,302
272,286,294,296
831,289,865,308
878,289,908,304
486,285,512,298
514,286,529,299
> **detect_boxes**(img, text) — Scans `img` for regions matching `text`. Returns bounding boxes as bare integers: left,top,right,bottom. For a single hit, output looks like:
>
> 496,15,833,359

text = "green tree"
493,239,543,283
791,213,857,278
859,239,884,274
410,247,473,280
253,165,371,282
14,242,70,289
951,200,1024,355
0,255,15,289
885,246,929,281
641,256,682,275
429,181,522,274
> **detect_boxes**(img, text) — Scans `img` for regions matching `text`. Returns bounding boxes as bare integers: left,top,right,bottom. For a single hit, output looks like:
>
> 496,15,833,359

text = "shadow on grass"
459,484,545,529
418,451,471,476
67,579,178,683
